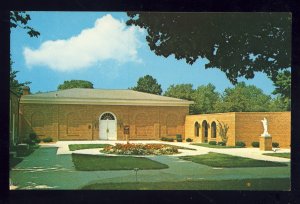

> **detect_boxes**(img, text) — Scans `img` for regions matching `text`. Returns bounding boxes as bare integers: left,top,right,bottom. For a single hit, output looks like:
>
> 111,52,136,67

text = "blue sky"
10,11,275,95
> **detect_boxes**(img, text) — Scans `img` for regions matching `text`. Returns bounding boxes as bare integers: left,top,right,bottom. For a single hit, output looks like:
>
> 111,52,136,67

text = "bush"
161,137,174,142
176,134,182,142
252,141,260,148
24,133,41,145
186,138,193,142
209,141,217,145
235,141,246,147
29,133,37,141
272,142,279,148
23,138,35,145
217,141,226,146
35,138,41,143
42,137,53,143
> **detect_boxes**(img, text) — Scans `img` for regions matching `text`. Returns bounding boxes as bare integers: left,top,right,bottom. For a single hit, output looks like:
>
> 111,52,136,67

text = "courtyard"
9,140,290,190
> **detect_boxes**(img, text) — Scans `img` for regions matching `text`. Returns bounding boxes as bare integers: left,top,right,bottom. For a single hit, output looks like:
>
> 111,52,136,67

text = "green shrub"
24,133,41,145
35,138,41,143
176,134,182,142
186,138,193,142
235,141,246,147
217,141,226,146
161,137,174,142
209,141,217,145
272,142,279,148
29,133,37,141
252,141,260,148
15,143,39,157
42,137,53,143
23,138,35,145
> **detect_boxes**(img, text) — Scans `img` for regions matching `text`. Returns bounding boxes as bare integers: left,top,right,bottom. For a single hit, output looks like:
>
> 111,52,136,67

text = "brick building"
19,88,193,141
17,87,291,149
185,112,291,148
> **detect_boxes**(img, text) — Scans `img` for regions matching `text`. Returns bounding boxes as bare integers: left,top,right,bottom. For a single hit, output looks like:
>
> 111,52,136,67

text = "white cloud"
23,14,143,72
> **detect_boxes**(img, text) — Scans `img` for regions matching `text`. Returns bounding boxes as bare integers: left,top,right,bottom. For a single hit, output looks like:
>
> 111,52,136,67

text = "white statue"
261,117,270,137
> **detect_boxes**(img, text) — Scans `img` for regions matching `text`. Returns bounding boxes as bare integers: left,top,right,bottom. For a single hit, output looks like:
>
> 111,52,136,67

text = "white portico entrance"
99,112,117,140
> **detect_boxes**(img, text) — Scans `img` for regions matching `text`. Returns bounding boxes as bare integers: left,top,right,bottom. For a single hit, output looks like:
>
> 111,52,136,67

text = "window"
100,113,115,120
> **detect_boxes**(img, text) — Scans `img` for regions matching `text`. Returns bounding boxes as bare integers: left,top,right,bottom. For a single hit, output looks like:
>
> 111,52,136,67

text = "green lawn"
180,152,288,168
72,154,168,171
82,178,290,190
263,153,290,159
191,143,242,148
69,144,112,151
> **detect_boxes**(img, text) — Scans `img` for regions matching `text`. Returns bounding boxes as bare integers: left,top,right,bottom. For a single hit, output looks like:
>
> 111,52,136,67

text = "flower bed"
101,143,179,155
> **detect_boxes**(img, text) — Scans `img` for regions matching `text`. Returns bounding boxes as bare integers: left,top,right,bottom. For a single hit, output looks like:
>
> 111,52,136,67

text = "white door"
99,113,117,140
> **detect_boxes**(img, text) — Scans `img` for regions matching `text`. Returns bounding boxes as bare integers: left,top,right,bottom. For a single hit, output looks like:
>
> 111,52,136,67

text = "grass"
69,144,112,151
72,154,168,171
82,178,290,190
191,143,243,148
263,153,290,159
180,152,288,168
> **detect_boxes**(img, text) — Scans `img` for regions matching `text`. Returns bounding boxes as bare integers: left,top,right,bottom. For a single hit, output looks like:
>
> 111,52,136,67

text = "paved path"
53,140,290,162
10,141,290,190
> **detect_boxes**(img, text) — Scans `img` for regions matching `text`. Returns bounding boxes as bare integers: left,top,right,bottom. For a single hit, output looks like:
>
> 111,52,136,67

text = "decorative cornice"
20,98,194,107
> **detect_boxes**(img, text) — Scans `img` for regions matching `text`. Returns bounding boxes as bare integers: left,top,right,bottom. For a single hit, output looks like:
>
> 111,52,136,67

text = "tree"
269,96,289,112
271,70,291,110
10,11,40,95
58,80,94,90
126,12,291,84
10,61,31,95
191,84,221,114
130,75,162,95
217,120,229,144
214,82,272,112
10,11,40,37
164,84,194,100
164,83,220,114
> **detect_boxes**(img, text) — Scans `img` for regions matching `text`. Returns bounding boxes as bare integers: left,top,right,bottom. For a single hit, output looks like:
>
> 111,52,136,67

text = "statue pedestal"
260,135,272,151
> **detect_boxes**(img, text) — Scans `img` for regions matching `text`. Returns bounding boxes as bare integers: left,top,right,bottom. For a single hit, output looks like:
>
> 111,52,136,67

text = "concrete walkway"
10,141,290,190
53,140,290,162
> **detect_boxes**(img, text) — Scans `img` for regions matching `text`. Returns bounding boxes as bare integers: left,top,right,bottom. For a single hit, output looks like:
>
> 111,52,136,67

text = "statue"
261,117,270,137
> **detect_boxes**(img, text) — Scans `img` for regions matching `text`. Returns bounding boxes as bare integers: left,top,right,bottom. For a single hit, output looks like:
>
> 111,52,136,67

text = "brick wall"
185,113,236,146
19,104,188,141
185,112,291,148
235,112,291,148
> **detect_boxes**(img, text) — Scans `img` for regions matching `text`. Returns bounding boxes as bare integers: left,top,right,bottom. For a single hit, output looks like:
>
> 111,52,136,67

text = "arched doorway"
99,112,117,140
202,120,208,143
211,121,217,139
194,122,200,137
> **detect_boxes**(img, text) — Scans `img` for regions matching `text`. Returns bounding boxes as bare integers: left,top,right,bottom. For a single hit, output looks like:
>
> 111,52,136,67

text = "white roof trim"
20,98,194,106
